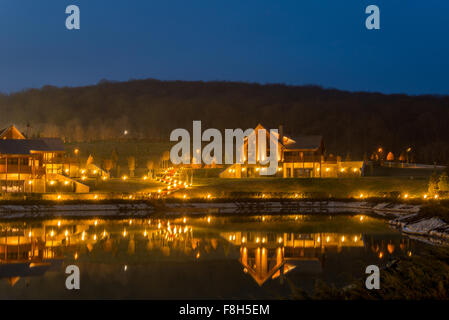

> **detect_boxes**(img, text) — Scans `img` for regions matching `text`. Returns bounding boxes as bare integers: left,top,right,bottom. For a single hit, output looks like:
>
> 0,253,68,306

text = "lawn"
62,140,437,199
187,176,429,198
64,140,172,176
83,178,165,193
82,175,430,199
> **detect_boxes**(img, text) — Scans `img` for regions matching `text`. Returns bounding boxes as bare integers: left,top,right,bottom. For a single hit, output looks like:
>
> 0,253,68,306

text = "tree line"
1,78,449,164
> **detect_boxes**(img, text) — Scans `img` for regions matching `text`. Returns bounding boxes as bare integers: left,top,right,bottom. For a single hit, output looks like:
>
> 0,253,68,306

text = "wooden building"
220,124,365,178
0,125,88,193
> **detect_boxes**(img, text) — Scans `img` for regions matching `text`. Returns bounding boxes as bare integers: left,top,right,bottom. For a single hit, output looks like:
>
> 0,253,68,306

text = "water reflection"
222,231,364,286
0,215,417,293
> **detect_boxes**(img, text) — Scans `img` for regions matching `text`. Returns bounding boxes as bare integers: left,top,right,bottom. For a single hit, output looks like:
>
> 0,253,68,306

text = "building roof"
0,125,26,140
0,138,65,155
284,135,323,151
243,123,324,152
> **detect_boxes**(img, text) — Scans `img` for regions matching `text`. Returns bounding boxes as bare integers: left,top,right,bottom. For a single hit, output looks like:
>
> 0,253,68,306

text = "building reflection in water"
221,231,366,286
0,215,415,288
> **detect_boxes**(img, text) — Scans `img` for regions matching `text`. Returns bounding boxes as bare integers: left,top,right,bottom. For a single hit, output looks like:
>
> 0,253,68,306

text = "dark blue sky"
1,0,448,94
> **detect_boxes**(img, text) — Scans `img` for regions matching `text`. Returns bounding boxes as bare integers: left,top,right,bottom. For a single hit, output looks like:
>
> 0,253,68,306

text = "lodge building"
0,125,88,193
220,124,365,178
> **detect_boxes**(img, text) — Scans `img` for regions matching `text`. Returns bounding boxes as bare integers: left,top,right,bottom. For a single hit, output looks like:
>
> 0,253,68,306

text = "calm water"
0,213,434,299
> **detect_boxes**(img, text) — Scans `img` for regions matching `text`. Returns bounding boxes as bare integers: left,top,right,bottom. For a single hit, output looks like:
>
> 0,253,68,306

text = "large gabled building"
220,123,365,178
0,125,88,193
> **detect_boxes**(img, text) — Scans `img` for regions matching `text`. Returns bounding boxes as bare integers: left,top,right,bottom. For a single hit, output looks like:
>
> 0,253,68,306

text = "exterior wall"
0,154,90,193
283,160,364,178
220,161,364,179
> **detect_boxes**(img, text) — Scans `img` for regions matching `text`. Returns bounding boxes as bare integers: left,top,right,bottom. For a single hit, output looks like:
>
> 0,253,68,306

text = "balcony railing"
0,165,46,175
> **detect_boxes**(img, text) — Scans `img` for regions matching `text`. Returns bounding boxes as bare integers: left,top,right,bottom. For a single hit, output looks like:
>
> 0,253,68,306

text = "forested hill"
1,79,449,163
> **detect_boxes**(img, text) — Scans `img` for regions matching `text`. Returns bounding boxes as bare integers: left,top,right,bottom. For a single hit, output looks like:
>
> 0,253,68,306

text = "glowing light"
360,215,365,221
65,169,69,173
123,229,127,237
434,194,439,199
341,236,345,242
50,180,55,185
94,220,98,226
404,194,408,199
28,231,32,237
317,236,320,243
359,193,364,198
326,236,330,242
82,231,85,241
354,236,358,242
81,176,86,181
183,217,187,223
50,230,54,237
102,176,107,180
242,237,246,243
278,237,283,243
93,170,97,174
207,194,211,199
353,168,358,172
80,169,86,174
207,217,211,223
64,181,69,185
74,253,78,260
57,194,62,200
28,180,33,185
158,189,161,193
325,168,330,172
379,252,384,259
143,176,148,180
423,194,428,199
57,220,61,227
340,168,345,173
256,237,260,243
122,175,128,180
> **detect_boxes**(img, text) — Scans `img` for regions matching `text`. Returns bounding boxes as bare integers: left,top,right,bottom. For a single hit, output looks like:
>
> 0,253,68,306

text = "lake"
0,213,434,299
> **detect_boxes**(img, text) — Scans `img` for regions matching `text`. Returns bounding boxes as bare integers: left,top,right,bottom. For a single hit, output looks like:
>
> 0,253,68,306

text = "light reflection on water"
0,214,424,299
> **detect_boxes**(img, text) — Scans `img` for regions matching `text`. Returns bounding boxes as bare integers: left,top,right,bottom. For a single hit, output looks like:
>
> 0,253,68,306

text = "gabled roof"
0,138,65,155
247,123,295,146
246,124,323,151
0,125,26,140
284,135,323,151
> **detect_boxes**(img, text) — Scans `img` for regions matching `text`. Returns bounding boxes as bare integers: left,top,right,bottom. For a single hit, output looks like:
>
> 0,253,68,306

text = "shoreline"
1,199,448,245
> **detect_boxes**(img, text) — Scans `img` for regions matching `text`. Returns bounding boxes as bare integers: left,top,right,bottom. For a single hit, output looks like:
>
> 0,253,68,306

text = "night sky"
1,0,448,94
